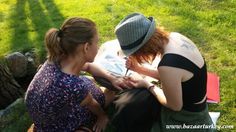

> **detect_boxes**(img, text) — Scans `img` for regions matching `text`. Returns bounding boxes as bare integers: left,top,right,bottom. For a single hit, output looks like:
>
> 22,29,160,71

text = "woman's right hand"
125,57,141,72
93,114,109,132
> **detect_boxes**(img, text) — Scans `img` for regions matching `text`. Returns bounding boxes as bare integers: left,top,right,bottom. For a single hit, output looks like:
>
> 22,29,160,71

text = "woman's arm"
80,93,106,115
127,66,183,111
150,66,183,111
136,66,160,80
82,63,124,90
82,63,115,82
80,93,108,132
125,57,160,80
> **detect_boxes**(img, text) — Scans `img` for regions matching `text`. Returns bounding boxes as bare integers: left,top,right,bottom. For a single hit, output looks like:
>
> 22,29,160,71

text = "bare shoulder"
158,65,194,82
168,32,205,68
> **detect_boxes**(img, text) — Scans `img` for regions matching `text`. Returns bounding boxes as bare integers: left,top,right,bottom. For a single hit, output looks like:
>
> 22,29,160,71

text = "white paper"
94,52,131,76
94,39,160,78
209,112,220,126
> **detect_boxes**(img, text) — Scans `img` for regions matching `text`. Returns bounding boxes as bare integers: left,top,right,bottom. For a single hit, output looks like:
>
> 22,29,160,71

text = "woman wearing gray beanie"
113,13,214,132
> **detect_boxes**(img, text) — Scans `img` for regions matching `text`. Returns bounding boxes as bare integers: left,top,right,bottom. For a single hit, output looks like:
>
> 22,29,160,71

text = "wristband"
147,85,155,90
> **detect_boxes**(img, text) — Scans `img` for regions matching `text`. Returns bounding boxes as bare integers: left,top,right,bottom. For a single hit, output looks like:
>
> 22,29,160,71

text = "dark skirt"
94,76,162,132
151,106,216,132
111,88,162,132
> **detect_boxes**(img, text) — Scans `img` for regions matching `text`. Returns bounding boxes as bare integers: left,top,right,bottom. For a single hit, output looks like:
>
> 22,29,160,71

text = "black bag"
112,88,162,132
94,76,162,132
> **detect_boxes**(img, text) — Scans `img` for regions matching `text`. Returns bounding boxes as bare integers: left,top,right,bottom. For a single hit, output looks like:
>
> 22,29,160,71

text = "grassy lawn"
0,0,235,131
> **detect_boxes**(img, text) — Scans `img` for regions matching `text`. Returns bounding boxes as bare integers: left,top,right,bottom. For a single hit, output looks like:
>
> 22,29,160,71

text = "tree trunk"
0,64,24,109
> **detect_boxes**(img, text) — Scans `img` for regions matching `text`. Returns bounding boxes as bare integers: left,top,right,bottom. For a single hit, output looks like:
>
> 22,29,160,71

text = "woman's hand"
124,76,151,88
111,77,132,90
93,114,109,132
82,93,109,132
125,57,142,72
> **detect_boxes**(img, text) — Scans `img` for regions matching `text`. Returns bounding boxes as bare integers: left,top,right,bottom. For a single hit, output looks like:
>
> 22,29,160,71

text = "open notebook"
94,39,159,78
94,51,131,77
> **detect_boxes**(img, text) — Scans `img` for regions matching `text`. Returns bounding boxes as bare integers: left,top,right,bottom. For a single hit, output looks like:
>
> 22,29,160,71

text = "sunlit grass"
0,0,235,131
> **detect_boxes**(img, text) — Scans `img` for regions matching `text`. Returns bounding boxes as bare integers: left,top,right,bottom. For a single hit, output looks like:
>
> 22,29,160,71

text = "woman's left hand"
123,76,151,88
111,77,132,90
93,114,109,132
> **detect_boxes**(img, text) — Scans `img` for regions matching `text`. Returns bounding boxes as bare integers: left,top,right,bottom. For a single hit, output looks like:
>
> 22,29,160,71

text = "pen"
124,68,129,77
124,57,129,77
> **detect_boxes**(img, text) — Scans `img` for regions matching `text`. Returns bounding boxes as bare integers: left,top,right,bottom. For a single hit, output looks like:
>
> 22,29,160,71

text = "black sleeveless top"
158,53,207,112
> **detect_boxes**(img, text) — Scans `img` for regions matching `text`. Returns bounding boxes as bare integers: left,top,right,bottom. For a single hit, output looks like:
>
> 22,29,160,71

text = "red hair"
131,27,169,64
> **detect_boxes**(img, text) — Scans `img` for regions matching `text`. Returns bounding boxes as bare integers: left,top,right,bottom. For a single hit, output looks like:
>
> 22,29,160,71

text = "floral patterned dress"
25,61,105,132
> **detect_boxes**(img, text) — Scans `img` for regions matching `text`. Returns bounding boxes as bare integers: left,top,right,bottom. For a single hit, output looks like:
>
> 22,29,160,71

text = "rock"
25,51,35,63
0,64,24,109
10,51,38,90
0,98,27,129
25,51,37,76
5,52,28,78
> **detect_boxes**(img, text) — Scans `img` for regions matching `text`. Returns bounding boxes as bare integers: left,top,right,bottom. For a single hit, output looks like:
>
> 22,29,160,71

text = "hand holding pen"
124,56,141,75
124,57,129,77
124,67,129,77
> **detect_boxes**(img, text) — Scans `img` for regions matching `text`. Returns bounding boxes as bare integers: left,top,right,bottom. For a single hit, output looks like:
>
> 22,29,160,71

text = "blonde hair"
45,17,96,62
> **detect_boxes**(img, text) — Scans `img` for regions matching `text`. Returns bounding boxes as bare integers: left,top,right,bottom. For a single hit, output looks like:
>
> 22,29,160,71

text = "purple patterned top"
25,61,105,132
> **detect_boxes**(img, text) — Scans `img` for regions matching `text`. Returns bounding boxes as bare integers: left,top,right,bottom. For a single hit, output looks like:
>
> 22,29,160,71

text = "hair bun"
58,29,63,38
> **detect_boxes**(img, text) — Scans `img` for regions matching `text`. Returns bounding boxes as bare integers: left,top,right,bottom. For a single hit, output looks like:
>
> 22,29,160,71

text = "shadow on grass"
41,0,65,26
9,0,65,63
9,0,33,55
27,0,65,62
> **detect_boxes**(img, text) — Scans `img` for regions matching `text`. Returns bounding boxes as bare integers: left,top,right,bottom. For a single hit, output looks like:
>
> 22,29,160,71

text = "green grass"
0,0,235,131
